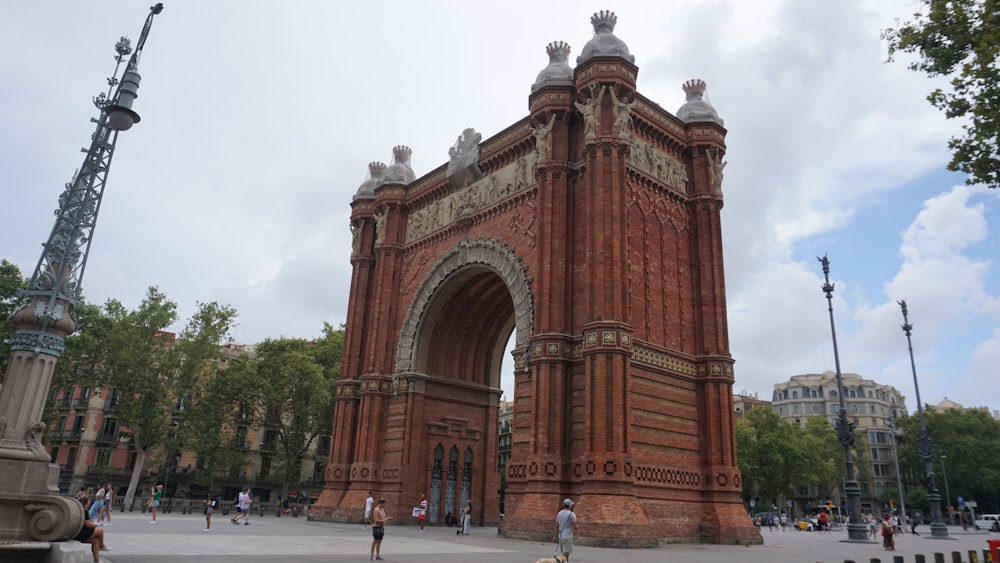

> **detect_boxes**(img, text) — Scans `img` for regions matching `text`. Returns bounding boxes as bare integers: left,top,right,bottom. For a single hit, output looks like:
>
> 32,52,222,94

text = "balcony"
260,442,277,454
95,432,119,444
56,398,71,409
62,430,83,442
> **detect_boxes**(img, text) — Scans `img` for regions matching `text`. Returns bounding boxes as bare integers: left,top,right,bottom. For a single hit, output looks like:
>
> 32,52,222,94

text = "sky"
2,1,998,415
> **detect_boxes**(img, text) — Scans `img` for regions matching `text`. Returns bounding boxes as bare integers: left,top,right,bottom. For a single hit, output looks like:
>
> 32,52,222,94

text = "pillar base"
0,457,84,542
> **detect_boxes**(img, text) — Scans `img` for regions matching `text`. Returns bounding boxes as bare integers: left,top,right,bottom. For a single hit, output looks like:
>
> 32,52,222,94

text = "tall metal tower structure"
0,4,164,547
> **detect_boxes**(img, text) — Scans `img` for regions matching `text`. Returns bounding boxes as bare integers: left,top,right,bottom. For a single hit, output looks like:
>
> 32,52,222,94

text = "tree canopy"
0,259,28,361
882,0,1000,189
895,406,1000,513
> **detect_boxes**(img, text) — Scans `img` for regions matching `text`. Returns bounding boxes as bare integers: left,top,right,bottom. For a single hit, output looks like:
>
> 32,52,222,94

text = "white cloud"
2,1,998,412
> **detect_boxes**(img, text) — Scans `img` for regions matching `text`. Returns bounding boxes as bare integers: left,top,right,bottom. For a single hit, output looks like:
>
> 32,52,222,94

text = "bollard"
934,553,945,563
894,556,904,563
916,555,926,563
870,558,881,563
969,549,979,563
984,548,994,563
953,551,963,563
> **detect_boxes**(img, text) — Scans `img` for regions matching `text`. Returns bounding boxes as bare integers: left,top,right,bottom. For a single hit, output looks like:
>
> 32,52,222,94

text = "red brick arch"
311,37,760,547
396,237,534,378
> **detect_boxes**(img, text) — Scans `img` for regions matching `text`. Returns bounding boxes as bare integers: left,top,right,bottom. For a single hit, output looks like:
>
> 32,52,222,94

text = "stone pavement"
72,512,998,563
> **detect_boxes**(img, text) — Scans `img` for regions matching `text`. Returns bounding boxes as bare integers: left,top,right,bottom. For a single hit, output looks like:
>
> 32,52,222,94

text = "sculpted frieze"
406,152,537,243
626,137,688,193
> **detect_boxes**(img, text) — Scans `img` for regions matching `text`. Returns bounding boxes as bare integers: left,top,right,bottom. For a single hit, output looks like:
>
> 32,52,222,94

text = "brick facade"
311,13,759,546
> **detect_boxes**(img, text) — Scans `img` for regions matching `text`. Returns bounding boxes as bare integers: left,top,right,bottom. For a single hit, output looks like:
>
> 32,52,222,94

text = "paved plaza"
71,512,997,563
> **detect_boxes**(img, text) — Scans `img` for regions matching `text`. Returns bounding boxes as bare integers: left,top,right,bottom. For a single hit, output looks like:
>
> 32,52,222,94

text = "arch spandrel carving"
396,237,534,374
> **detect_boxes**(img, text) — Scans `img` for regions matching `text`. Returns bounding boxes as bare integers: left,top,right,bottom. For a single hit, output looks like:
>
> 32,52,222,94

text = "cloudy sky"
2,1,997,414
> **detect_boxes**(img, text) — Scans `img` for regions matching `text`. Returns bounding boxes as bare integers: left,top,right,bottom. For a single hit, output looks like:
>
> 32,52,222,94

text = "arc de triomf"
311,11,760,546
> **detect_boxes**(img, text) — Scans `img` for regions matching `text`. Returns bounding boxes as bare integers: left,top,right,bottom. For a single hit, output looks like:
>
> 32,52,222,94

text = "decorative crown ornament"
546,41,571,61
682,79,708,101
391,145,412,164
368,162,386,179
591,10,618,33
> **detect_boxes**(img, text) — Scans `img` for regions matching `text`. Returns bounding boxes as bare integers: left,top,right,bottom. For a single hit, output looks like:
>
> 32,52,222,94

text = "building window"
812,404,820,413
778,406,784,415
792,391,798,399
95,448,112,467
851,404,859,413
50,446,60,464
793,404,800,414
829,390,837,397
811,390,818,398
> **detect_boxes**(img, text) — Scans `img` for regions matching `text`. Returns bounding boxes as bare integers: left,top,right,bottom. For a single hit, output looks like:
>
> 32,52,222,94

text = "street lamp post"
0,4,164,545
940,454,952,525
817,256,870,542
898,300,950,538
887,416,907,525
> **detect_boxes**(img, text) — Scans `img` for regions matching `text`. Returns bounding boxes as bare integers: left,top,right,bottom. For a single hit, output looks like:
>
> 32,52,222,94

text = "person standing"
203,492,217,532
148,484,163,524
99,483,114,526
417,495,428,533
90,484,106,523
457,501,472,535
370,497,392,561
364,491,374,528
881,513,895,551
555,498,577,562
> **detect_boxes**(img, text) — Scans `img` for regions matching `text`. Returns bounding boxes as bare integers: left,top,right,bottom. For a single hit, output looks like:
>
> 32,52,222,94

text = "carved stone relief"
406,152,538,243
626,138,688,193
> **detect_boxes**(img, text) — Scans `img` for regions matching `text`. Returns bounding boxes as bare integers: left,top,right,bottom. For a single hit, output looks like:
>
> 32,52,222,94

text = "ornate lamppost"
0,4,164,544
940,454,952,525
887,416,907,524
898,299,950,538
817,256,869,541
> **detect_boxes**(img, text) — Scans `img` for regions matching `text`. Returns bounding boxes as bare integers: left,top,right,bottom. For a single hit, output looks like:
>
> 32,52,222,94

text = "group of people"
361,492,577,562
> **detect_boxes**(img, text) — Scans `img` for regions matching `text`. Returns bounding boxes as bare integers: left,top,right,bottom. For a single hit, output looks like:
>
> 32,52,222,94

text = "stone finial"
577,10,635,64
353,161,386,200
546,41,571,61
380,145,415,185
591,10,617,33
682,79,707,101
532,41,574,92
676,79,724,126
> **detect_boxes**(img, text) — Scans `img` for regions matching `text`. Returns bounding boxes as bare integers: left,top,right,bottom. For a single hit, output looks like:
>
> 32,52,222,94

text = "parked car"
975,514,1000,532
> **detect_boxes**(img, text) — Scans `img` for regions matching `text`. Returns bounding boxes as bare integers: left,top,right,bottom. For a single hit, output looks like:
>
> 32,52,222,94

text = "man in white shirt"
232,488,252,525
364,492,374,528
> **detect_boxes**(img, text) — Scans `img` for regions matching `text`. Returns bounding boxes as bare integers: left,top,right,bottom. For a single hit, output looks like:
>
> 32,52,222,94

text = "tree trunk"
122,432,148,512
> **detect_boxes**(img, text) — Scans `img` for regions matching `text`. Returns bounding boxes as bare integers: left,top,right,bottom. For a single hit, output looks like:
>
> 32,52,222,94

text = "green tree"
896,407,1000,513
800,416,846,501
736,407,811,511
96,287,179,510
169,301,238,490
228,337,336,498
0,259,28,360
882,0,1000,189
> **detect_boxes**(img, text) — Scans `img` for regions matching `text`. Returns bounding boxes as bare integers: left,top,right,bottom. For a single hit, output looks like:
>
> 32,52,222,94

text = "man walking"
555,498,577,562
364,492,374,528
232,488,252,525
